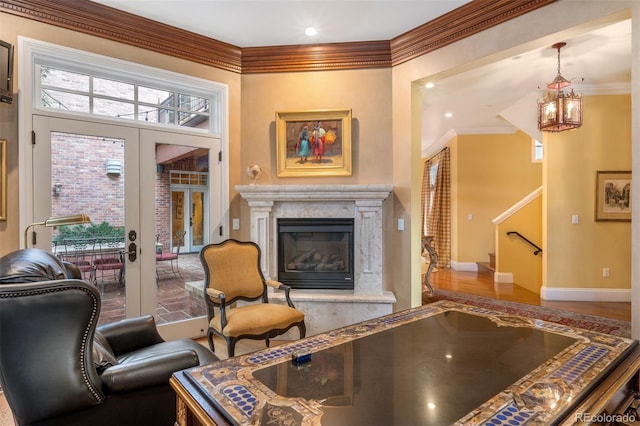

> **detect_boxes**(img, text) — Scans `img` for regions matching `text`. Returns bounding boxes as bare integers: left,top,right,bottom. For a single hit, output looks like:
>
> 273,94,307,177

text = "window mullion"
89,76,94,115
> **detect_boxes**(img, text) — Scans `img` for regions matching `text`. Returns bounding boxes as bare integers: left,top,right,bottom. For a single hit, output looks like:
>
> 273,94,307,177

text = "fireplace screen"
278,218,354,290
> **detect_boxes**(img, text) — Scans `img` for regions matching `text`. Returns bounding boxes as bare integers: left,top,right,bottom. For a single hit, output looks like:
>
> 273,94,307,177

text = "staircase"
476,253,495,276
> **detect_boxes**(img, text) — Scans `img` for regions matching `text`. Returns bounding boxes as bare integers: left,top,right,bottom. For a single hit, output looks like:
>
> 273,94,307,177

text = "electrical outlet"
232,218,240,230
603,267,610,278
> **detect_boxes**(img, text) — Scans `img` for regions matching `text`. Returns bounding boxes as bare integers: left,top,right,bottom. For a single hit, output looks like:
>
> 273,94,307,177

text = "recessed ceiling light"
425,82,435,89
445,112,453,118
305,27,317,37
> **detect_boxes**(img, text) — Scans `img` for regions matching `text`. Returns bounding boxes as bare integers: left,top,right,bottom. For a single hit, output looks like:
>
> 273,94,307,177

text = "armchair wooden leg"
207,330,216,353
298,323,306,339
227,338,236,358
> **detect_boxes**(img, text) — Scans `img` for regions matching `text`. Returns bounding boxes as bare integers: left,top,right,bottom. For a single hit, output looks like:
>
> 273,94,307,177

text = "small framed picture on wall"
595,170,631,222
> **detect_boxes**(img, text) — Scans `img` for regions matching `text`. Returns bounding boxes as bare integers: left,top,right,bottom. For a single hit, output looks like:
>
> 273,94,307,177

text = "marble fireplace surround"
236,184,396,335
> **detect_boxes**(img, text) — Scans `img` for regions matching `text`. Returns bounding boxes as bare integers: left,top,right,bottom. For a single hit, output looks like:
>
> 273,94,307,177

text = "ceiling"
91,1,632,156
90,0,471,47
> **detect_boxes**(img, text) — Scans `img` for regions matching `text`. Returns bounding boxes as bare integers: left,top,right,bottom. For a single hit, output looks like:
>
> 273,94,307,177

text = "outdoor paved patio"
98,253,206,326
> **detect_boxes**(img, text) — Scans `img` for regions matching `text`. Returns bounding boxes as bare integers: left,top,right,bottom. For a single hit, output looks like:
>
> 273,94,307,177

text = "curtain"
421,158,434,237
421,148,450,268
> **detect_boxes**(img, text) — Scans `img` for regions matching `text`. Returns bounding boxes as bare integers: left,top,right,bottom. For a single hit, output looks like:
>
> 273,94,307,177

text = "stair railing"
506,231,542,255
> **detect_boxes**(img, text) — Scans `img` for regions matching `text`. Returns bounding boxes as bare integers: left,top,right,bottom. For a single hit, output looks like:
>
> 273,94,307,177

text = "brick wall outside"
51,133,126,227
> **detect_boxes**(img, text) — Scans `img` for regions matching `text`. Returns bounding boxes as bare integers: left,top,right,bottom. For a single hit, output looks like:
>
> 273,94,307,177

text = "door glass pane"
155,144,209,325
50,131,126,325
191,191,204,247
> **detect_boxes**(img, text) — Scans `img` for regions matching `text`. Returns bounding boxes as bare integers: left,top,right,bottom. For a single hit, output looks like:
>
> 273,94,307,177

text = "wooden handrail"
506,231,542,255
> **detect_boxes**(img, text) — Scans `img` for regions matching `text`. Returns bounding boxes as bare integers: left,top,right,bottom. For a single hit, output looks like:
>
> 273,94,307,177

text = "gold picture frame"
0,139,6,221
276,109,352,177
595,170,631,222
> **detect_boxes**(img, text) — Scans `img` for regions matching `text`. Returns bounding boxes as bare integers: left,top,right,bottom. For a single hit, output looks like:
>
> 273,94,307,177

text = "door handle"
126,242,137,261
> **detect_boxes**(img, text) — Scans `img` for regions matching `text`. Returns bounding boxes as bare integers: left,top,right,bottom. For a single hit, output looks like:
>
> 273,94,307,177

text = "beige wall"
0,11,241,255
545,94,631,290
455,131,542,264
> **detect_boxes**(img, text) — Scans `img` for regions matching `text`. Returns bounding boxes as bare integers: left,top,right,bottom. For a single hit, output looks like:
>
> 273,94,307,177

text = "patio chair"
156,230,186,279
59,237,96,284
200,239,306,357
93,236,125,292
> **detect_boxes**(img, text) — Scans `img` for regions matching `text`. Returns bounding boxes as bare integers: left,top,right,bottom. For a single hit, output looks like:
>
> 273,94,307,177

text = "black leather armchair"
0,248,218,426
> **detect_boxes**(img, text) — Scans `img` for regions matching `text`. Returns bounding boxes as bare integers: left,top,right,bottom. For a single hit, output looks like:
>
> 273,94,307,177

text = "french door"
31,115,221,338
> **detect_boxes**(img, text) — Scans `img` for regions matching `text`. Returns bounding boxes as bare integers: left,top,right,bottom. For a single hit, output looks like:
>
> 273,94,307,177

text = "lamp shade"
538,90,583,132
537,42,583,132
24,214,91,248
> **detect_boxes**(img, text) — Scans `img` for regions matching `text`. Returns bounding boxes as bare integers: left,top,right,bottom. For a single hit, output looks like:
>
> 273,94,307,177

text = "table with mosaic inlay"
170,300,639,425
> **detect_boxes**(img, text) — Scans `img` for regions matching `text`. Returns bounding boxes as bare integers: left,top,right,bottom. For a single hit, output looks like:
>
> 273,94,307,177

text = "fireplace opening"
277,218,354,290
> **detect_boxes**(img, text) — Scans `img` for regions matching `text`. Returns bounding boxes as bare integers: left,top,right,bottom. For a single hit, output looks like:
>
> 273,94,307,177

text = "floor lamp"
24,214,91,248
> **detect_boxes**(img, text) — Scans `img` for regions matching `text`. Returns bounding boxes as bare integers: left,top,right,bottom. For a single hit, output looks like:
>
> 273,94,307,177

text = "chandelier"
537,42,583,132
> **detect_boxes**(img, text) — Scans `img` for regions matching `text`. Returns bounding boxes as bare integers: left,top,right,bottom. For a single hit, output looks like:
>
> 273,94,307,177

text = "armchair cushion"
101,338,216,392
210,303,305,337
102,347,197,392
97,315,165,355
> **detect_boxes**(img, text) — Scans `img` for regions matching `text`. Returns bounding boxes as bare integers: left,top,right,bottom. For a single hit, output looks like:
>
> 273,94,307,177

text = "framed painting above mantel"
595,170,631,222
276,109,352,177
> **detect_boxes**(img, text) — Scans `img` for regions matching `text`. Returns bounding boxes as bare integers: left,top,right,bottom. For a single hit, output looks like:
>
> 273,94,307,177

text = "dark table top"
176,300,637,425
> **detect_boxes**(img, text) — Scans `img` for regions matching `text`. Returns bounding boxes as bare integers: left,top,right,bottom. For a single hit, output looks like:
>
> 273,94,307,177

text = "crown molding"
0,0,242,73
241,41,392,74
1,0,557,74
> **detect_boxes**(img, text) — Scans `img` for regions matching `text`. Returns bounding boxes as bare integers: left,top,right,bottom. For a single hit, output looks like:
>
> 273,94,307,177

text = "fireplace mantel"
235,184,394,202
236,184,395,335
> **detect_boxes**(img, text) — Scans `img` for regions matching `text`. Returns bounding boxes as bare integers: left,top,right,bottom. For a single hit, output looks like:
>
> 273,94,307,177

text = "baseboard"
540,286,631,302
493,272,513,284
450,261,477,272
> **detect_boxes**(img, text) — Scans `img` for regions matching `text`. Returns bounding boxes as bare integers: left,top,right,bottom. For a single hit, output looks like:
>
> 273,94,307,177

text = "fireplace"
278,218,354,290
236,184,396,336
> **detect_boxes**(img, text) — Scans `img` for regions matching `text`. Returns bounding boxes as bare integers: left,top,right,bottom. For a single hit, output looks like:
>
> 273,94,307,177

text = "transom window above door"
37,65,216,132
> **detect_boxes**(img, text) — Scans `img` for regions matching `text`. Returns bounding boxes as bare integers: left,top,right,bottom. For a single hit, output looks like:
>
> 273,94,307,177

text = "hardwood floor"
428,267,631,322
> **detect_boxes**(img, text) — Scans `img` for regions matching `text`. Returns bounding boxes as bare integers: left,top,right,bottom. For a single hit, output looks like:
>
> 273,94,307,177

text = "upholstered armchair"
200,239,306,357
0,248,218,426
